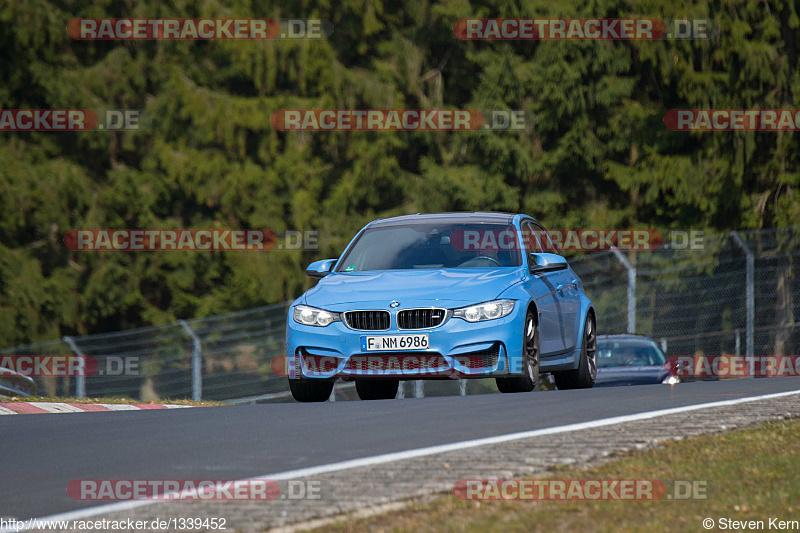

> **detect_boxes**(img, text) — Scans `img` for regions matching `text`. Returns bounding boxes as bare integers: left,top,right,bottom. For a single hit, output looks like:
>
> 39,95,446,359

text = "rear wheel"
496,309,539,393
289,379,334,402
355,379,399,400
554,311,597,390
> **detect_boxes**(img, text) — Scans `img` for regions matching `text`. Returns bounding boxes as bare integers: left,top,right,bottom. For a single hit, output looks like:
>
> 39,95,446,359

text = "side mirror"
305,259,338,279
529,252,568,274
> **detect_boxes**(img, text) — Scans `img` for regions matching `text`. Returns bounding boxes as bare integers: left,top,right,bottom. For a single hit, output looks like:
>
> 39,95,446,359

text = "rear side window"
521,221,544,253
534,222,560,254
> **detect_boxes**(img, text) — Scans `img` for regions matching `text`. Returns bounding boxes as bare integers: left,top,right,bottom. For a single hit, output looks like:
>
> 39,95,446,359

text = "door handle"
556,283,564,294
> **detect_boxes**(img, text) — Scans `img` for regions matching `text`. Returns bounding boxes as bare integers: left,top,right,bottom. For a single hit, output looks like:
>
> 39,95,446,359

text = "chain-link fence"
2,228,798,402
0,303,290,401
569,228,800,359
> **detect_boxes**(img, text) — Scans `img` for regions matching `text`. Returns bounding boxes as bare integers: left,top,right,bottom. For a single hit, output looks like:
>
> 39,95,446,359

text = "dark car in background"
595,334,678,387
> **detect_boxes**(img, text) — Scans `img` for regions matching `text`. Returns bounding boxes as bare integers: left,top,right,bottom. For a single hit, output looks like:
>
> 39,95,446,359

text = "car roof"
367,212,534,228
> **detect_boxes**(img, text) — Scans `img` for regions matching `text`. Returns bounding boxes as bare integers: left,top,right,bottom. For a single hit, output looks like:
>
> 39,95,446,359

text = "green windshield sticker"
345,265,355,271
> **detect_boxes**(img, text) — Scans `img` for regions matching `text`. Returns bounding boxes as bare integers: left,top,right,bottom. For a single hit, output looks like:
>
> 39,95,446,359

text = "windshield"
336,222,521,272
597,339,666,368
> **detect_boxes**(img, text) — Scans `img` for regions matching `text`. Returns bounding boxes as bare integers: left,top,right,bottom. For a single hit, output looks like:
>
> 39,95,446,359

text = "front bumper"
286,303,526,380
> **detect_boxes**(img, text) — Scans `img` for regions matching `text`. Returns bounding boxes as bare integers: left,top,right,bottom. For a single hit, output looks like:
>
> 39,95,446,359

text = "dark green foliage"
0,0,798,345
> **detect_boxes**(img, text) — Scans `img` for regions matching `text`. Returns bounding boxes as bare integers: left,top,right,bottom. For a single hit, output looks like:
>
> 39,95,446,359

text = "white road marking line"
6,388,800,532
96,404,140,411
27,403,85,414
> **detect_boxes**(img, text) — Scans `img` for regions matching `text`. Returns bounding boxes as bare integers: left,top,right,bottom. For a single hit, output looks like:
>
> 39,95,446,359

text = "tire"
355,379,399,400
496,308,539,393
289,379,334,402
554,311,597,390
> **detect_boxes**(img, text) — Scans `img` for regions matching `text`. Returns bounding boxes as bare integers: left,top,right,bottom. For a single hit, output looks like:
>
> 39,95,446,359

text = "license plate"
361,334,429,351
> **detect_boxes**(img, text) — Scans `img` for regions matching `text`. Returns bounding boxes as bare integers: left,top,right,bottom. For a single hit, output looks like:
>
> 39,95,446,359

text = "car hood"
303,268,524,310
594,366,669,387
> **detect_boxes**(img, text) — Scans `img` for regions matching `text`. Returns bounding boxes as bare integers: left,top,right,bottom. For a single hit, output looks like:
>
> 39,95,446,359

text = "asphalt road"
3,378,800,520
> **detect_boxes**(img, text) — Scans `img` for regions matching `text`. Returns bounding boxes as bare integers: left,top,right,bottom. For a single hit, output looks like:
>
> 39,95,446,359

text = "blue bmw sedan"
286,212,597,402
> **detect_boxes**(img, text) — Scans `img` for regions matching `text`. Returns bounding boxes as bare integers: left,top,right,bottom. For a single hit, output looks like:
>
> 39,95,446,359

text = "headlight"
293,305,341,327
662,375,679,385
453,300,515,322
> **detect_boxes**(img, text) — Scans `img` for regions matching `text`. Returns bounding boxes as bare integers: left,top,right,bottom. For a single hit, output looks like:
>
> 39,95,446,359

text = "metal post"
459,379,467,396
178,320,202,401
62,336,86,398
611,248,636,334
730,232,755,359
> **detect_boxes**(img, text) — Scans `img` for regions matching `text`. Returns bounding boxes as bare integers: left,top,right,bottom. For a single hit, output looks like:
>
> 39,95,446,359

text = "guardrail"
0,367,37,397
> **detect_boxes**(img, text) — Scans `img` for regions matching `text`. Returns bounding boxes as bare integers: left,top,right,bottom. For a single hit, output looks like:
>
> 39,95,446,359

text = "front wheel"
554,311,597,390
289,379,334,402
355,379,399,400
496,309,539,393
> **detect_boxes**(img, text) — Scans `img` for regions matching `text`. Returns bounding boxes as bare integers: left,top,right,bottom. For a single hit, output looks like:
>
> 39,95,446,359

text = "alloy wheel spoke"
586,318,597,377
525,316,538,379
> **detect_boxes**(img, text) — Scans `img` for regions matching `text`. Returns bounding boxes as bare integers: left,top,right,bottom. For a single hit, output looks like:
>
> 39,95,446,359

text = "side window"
521,221,544,253
533,222,560,254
